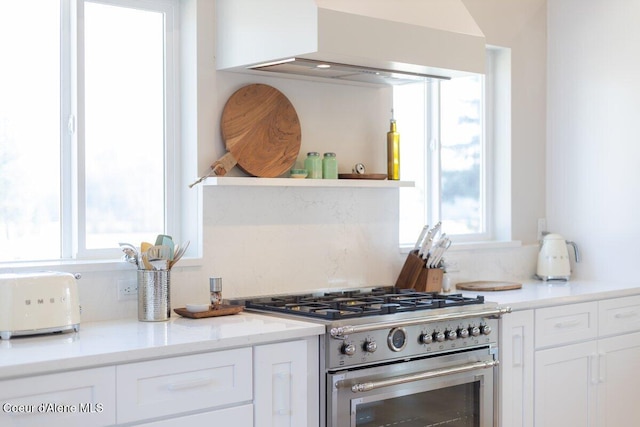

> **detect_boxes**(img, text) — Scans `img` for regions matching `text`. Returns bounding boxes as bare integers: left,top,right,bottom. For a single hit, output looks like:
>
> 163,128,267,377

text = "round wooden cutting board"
219,84,302,177
455,281,522,291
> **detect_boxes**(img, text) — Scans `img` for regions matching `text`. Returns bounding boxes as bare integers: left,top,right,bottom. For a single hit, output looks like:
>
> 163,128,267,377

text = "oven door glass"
352,380,480,426
328,349,495,427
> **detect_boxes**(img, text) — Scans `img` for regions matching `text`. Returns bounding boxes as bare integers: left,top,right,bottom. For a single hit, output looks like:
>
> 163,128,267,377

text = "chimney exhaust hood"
216,0,486,85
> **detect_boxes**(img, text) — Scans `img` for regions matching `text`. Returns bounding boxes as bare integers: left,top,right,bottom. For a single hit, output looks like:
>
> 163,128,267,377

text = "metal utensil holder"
138,270,171,321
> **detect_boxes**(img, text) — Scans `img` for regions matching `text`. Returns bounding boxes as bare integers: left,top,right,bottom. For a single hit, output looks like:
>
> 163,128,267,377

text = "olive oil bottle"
387,110,400,180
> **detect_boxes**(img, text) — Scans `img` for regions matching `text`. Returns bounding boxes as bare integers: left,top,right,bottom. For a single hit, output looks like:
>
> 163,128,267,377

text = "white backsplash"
200,185,405,298
13,191,538,324
62,188,540,323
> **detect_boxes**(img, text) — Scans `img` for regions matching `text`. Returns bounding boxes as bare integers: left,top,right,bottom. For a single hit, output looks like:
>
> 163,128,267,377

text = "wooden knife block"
395,251,444,292
414,268,443,293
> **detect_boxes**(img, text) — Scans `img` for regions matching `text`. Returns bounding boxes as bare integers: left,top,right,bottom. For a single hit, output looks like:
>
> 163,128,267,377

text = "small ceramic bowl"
185,303,210,313
290,169,308,179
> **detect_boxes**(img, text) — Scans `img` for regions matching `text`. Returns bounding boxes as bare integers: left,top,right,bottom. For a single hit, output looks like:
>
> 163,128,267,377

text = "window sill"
399,240,522,254
0,258,202,275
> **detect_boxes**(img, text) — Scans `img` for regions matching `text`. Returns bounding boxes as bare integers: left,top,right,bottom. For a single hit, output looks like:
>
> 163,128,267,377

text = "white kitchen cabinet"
253,339,310,427
499,295,640,427
531,296,640,427
499,309,534,427
0,366,116,427
116,347,252,425
534,340,598,427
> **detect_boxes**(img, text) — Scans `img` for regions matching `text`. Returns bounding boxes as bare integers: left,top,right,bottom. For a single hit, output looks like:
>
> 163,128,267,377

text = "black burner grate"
244,287,485,320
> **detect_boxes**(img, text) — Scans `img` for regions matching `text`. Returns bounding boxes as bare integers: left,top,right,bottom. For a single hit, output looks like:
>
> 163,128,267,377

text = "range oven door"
327,348,496,427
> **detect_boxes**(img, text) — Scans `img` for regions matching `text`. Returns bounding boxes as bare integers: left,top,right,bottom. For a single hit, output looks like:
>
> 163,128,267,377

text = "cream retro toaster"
0,271,81,339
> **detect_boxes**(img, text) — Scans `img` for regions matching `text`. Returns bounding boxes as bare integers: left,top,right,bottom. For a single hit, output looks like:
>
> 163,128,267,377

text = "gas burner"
242,286,485,320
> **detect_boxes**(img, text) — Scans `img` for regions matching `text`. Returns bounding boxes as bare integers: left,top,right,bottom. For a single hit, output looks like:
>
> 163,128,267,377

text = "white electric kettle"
536,233,580,281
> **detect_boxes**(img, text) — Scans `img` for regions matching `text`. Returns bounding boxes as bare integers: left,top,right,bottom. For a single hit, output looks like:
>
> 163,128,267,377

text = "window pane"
0,0,61,262
395,82,427,245
440,76,484,235
84,2,165,249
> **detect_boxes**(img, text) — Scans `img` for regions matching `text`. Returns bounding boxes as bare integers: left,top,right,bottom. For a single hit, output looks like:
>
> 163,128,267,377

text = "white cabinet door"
534,341,598,427
596,331,640,427
254,340,308,427
0,367,116,427
499,309,534,427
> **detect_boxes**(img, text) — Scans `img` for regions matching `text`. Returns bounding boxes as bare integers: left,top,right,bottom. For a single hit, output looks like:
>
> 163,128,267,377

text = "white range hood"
216,0,486,85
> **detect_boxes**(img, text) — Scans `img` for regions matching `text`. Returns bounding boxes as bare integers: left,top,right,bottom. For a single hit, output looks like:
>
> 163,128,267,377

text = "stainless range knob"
433,331,445,342
470,326,481,337
458,328,470,339
445,330,458,340
481,325,492,335
363,340,377,353
420,333,433,344
341,343,356,356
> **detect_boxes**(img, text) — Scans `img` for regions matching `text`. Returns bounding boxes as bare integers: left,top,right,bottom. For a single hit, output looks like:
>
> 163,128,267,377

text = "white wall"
547,0,640,282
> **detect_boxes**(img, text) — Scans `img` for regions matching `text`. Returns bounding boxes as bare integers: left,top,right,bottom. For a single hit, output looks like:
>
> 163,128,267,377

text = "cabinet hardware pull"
589,354,598,385
167,377,213,391
513,333,523,367
613,310,639,319
553,319,581,329
340,359,498,393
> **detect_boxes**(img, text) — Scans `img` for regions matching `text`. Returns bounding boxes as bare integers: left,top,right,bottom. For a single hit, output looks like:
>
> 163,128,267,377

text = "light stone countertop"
454,279,640,310
3,279,640,381
0,312,324,381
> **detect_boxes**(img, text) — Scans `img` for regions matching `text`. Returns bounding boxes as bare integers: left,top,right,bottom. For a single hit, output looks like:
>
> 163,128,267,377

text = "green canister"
322,152,338,179
304,152,322,179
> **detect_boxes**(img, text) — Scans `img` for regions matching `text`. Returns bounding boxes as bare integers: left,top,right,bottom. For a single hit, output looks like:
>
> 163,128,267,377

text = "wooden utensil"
455,281,522,291
215,84,301,178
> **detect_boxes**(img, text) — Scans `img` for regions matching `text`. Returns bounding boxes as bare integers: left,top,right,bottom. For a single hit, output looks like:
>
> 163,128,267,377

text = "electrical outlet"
118,279,138,301
537,218,547,241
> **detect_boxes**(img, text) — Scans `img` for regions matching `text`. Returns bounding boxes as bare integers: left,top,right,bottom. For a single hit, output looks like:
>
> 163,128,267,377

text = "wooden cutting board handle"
210,152,238,177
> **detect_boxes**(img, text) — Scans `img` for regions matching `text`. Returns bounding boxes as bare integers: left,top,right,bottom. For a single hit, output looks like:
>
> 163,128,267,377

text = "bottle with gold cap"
387,109,400,180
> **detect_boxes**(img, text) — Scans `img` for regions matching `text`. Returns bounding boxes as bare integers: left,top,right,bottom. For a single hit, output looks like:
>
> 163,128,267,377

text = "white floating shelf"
202,177,414,188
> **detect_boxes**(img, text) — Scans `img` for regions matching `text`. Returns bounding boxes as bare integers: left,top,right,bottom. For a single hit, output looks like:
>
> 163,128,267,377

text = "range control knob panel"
330,317,499,368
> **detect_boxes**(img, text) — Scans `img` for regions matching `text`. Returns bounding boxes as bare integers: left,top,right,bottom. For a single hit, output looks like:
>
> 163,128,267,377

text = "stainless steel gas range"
237,286,511,427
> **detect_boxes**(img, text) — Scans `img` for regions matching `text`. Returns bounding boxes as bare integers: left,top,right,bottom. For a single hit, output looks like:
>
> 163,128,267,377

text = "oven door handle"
330,307,511,338
341,359,499,393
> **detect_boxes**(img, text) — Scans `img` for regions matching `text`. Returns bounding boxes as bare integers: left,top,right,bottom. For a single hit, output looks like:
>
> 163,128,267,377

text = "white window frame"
62,0,180,260
398,49,503,247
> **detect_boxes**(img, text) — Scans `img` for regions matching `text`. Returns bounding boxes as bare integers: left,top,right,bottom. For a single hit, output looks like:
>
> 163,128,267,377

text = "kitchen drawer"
136,403,253,426
535,302,597,348
0,366,116,427
599,295,640,337
116,347,252,424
